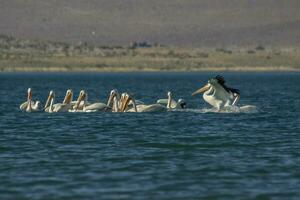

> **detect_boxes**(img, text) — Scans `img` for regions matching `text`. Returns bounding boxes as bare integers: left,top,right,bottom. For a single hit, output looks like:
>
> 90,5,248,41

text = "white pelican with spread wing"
192,75,240,110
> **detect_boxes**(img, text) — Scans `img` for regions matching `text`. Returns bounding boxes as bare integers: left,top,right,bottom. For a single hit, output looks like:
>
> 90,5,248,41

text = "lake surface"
0,72,299,200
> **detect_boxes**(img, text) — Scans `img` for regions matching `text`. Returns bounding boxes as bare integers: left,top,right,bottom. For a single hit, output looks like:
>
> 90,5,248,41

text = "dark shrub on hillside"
247,50,256,54
215,48,232,54
255,45,265,51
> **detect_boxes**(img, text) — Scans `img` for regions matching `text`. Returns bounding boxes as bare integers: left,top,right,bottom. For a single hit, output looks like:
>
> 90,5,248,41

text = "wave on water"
173,105,259,114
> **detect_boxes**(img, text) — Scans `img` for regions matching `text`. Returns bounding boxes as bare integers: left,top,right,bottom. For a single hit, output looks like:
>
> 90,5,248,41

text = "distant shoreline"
1,66,299,72
1,34,300,72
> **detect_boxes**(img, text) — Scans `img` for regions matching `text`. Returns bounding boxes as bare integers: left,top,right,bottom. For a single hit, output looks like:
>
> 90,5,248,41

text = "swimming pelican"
44,90,55,113
73,90,112,112
20,88,40,112
106,89,121,111
121,93,167,112
192,75,240,110
107,89,141,112
110,91,124,112
49,89,73,112
71,90,92,111
71,90,85,111
112,95,121,112
157,91,187,109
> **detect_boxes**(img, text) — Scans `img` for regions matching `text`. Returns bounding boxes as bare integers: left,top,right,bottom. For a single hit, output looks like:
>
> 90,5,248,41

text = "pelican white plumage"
157,91,187,109
108,89,138,112
110,90,123,112
107,90,145,112
20,88,40,112
44,90,55,113
73,90,111,112
48,89,73,112
192,76,240,110
120,93,166,112
71,90,91,111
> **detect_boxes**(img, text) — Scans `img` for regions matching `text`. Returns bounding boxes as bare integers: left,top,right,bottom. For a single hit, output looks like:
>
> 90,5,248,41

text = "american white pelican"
192,75,240,110
157,91,187,109
106,89,120,111
112,96,120,112
121,93,167,112
44,90,55,113
71,90,85,111
110,91,124,112
73,90,111,112
20,88,40,112
71,90,91,111
100,89,145,112
49,89,73,112
108,89,140,112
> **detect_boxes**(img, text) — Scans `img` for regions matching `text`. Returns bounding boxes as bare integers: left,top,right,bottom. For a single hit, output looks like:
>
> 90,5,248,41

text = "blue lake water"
0,72,299,200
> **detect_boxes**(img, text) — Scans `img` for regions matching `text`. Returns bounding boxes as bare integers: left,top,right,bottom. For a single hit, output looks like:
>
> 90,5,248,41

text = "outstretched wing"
215,75,240,95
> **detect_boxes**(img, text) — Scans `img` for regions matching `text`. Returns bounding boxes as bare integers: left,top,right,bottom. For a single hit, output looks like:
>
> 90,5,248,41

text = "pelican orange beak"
121,94,131,112
74,90,85,109
119,94,126,112
63,89,73,104
119,93,130,112
192,84,210,96
44,90,54,109
27,88,32,101
107,90,115,107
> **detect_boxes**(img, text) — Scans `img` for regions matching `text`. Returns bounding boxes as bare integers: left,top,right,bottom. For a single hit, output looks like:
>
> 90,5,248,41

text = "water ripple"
0,72,300,200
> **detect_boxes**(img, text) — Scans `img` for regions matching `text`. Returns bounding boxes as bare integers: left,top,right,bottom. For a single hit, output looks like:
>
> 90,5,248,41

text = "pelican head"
191,77,222,96
177,99,187,109
44,90,55,109
107,89,119,107
79,90,86,101
74,90,86,110
192,76,239,109
63,89,73,104
120,93,132,112
27,88,32,100
49,90,55,97
192,76,240,98
111,89,118,95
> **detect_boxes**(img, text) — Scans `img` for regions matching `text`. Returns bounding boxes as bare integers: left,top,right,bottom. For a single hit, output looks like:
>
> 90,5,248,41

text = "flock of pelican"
20,76,248,113
20,88,187,113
